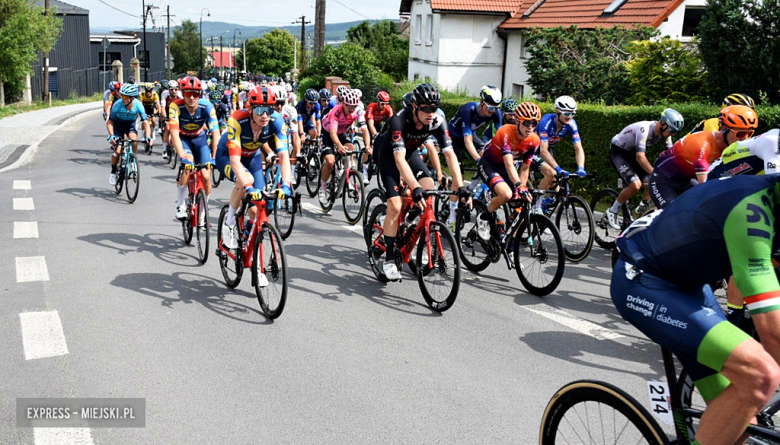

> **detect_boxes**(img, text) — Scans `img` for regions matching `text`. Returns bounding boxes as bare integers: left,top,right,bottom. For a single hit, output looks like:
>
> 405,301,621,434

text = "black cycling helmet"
209,90,222,101
402,92,414,109
412,83,440,107
304,88,319,102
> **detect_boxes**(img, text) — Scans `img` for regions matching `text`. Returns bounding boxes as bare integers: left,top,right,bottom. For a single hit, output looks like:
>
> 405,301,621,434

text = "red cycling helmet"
178,76,202,91
247,85,276,106
376,91,390,103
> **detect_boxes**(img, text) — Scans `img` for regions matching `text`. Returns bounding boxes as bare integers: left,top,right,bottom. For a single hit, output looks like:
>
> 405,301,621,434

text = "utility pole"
315,0,326,57
219,35,223,80
164,6,174,80
141,0,157,82
242,40,246,74
293,15,311,71
43,0,50,104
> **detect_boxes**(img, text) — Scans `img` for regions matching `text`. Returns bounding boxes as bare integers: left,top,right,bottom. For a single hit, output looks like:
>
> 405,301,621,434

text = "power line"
96,0,140,18
331,0,370,19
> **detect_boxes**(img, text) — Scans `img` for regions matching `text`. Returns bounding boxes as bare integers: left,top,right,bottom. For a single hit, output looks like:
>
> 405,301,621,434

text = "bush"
625,38,708,105
301,43,382,87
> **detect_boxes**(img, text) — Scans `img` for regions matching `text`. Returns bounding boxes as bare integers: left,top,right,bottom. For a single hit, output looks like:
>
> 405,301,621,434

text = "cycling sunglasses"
484,103,498,111
417,105,438,114
734,129,754,139
182,90,200,99
252,105,273,116
378,102,389,107
306,100,317,105
560,111,575,117
520,119,538,128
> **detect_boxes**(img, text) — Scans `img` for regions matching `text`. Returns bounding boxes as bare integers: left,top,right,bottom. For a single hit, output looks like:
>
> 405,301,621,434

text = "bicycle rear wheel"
417,221,460,312
342,170,365,225
217,205,243,288
554,195,594,262
125,152,140,203
363,188,386,247
515,214,565,296
366,203,390,283
305,154,321,198
590,188,623,250
274,193,296,240
212,169,222,188
170,149,178,170
195,189,209,264
182,193,194,245
455,199,492,272
114,157,125,195
252,222,288,319
540,380,668,445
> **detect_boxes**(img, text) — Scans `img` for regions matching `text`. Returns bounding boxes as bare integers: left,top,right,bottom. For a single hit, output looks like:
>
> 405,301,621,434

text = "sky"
63,0,401,29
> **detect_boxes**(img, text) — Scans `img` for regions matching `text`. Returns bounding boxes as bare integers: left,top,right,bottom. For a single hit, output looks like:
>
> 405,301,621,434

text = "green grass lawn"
0,93,102,120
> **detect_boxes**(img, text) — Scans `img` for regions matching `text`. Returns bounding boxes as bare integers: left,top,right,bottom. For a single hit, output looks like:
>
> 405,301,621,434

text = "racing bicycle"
112,138,140,204
178,163,211,264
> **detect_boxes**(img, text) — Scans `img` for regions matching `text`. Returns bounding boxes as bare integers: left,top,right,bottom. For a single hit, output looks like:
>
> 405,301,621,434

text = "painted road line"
34,428,94,445
302,202,323,213
14,221,39,239
13,180,31,190
19,311,69,360
13,197,34,210
341,225,363,234
522,304,624,341
16,256,50,282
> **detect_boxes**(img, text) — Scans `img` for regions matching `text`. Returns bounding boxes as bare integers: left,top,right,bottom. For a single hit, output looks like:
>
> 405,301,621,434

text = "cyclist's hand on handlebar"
206,158,216,169
555,166,570,178
576,166,587,178
244,186,262,201
145,137,153,146
279,182,292,199
457,185,471,200
412,186,426,209
107,135,119,145
266,152,275,163
337,144,347,154
181,158,195,171
516,183,532,202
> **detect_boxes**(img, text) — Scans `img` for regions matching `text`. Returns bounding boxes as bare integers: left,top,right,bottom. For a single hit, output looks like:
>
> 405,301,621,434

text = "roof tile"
500,0,684,29
210,52,235,68
429,0,523,13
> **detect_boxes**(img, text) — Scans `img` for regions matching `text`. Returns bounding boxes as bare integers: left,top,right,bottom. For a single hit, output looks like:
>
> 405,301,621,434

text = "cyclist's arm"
368,118,378,137
427,142,443,182
168,104,185,157
230,154,254,188
360,124,371,153
106,119,114,137
635,152,654,175
394,150,422,192
573,140,585,169
503,153,523,187
315,118,321,136
539,139,556,167
329,124,344,153
462,134,481,161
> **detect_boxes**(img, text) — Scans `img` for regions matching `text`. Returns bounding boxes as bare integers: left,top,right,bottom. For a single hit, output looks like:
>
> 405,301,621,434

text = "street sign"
165,59,174,69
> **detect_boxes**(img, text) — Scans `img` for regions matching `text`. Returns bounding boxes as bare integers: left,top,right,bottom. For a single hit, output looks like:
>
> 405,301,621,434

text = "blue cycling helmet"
304,88,319,102
209,90,222,101
119,83,139,97
319,88,332,100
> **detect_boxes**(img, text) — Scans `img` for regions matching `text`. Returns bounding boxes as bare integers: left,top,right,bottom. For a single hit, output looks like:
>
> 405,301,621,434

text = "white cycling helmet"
285,84,292,92
274,85,287,103
342,89,360,106
353,89,363,99
479,84,502,106
554,95,578,113
168,80,178,89
336,85,348,99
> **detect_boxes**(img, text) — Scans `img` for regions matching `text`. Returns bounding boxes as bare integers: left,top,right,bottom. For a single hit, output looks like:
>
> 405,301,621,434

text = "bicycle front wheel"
217,205,243,288
555,195,594,262
417,221,460,312
363,188,386,247
455,199,492,272
195,189,209,264
515,214,565,296
114,158,125,195
590,188,622,250
342,170,365,225
274,193,296,240
305,154,321,198
125,153,140,203
182,193,194,245
211,169,222,188
252,223,288,319
540,380,668,445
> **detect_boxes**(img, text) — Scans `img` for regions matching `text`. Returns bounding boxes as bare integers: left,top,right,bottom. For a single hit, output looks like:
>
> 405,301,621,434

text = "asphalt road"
0,110,672,444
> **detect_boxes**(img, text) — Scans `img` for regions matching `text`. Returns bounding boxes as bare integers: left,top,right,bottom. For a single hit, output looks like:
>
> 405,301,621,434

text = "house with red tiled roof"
400,0,707,97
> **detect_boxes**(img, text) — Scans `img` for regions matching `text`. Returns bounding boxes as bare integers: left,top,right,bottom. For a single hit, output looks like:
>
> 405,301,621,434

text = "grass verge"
0,93,102,120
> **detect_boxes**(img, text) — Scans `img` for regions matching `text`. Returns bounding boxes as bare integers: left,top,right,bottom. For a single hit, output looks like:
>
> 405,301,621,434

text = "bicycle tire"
417,221,460,312
125,152,140,203
292,160,303,190
539,380,668,445
305,154,320,198
366,203,390,283
212,169,222,188
590,188,621,250
217,205,243,288
274,194,296,240
182,193,194,245
342,170,365,225
363,188,386,246
515,214,565,296
195,189,209,264
554,195,594,262
170,150,178,170
455,199,492,272
319,163,336,213
252,222,288,319
114,156,125,195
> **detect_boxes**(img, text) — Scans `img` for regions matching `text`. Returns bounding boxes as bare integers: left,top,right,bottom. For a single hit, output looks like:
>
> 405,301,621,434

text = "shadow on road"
77,232,203,267
56,187,130,203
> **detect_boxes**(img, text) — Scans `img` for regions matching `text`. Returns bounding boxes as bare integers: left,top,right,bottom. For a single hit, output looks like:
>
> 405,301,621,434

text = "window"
98,51,121,71
519,34,527,58
603,0,628,14
415,14,422,44
512,83,524,99
425,14,433,45
682,7,705,37
138,50,150,69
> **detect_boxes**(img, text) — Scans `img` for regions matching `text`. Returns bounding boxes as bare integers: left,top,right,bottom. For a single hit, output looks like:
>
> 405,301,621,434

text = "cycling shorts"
378,147,432,199
648,171,693,210
612,258,751,401
530,148,551,171
478,158,516,195
143,105,156,117
180,133,211,165
303,120,317,134
321,131,350,159
215,145,265,190
113,120,137,137
610,144,649,184
451,134,485,163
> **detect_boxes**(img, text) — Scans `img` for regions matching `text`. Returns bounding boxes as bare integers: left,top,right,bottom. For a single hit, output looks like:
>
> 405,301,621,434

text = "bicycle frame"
218,196,272,276
371,194,447,267
329,150,361,202
185,165,209,228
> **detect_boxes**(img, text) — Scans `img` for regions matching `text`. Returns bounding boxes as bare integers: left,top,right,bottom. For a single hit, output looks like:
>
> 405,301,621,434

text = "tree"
237,29,298,76
347,20,408,81
0,0,61,100
698,0,780,104
624,38,708,105
301,43,382,86
170,20,206,74
525,25,655,104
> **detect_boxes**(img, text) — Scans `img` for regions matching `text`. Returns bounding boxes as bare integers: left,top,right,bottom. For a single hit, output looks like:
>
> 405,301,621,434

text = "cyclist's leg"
407,150,435,191
610,146,643,208
191,133,213,198
478,159,512,237
127,121,139,154
320,132,337,184
177,137,196,208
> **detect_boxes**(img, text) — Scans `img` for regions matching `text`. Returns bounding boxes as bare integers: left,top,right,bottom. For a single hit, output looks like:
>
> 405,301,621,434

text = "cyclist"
475,101,541,239
318,88,333,117
209,90,229,132
364,91,394,183
612,174,780,445
297,88,322,142
375,83,469,280
604,109,683,229
329,85,348,110
161,80,182,160
238,84,248,109
709,129,780,179
168,76,220,220
648,105,758,209
689,93,755,134
482,98,519,141
103,81,121,121
140,83,162,145
318,89,371,205
532,95,585,214
271,85,300,183
447,84,503,163
286,83,296,106
106,83,152,186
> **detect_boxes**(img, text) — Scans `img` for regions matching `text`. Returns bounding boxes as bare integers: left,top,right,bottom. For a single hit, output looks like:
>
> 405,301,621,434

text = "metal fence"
30,62,106,100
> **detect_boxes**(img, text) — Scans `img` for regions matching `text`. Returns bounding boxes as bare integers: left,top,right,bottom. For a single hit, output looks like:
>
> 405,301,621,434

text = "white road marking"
34,428,94,445
14,221,39,238
13,180,31,190
16,256,50,282
19,311,69,360
341,225,363,234
13,197,34,210
522,304,624,341
302,202,323,213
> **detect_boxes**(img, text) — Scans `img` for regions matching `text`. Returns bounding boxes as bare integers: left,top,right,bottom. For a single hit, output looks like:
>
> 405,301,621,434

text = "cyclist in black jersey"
374,83,470,281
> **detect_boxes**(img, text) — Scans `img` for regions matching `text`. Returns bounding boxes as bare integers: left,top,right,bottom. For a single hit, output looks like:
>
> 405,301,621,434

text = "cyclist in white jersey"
708,129,780,179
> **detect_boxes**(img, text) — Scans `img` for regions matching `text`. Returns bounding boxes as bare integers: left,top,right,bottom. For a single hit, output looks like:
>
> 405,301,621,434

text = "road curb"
0,104,102,174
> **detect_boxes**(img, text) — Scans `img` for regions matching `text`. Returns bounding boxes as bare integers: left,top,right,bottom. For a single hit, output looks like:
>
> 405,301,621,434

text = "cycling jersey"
224,109,288,157
611,121,672,153
279,104,298,129
140,92,160,107
167,98,219,138
536,113,581,147
708,129,780,179
295,100,321,124
212,101,230,123
380,108,452,158
322,103,366,135
160,90,182,111
103,89,114,102
109,98,148,123
653,131,723,182
480,124,540,166
447,102,503,139
689,117,719,134
366,103,393,124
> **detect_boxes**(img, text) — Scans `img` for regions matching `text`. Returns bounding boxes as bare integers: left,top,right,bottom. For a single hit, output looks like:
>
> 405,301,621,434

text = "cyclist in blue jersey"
447,85,503,163
613,174,780,445
318,88,332,117
297,88,322,141
533,95,585,213
106,83,152,186
209,90,229,131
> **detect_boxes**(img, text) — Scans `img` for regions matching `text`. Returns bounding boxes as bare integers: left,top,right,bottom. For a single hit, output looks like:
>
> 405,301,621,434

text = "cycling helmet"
247,85,276,106
168,80,178,89
274,86,287,104
377,91,390,103
119,83,139,97
127,76,136,84
108,81,118,90
143,83,154,91
719,105,759,131
412,83,440,107
285,84,293,92
479,84,502,106
216,83,226,92
319,88,332,100
502,98,518,113
660,108,685,133
209,90,222,101
402,92,414,109
336,85,348,98
178,76,201,91
160,80,169,90
304,88,319,102
722,93,755,109
554,95,578,113
342,89,360,106
515,102,541,122
354,89,363,99
210,77,217,83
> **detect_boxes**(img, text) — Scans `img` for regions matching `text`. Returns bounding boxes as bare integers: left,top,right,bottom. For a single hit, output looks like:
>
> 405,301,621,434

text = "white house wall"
656,0,707,41
502,32,534,99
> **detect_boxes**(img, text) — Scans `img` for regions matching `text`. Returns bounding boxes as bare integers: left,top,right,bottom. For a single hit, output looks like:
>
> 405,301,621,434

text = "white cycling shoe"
109,173,118,185
606,209,621,230
382,261,401,281
221,223,238,249
175,204,188,220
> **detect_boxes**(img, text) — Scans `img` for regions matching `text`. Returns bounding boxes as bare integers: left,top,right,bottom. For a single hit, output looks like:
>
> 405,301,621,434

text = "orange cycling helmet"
515,101,541,122
719,105,758,131
247,85,276,106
